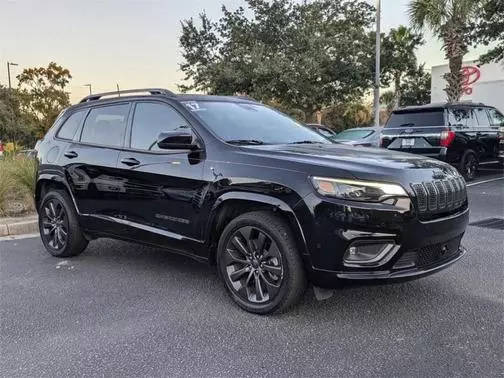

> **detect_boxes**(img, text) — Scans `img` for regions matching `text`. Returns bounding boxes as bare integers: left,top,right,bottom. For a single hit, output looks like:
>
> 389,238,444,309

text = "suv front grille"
411,176,467,219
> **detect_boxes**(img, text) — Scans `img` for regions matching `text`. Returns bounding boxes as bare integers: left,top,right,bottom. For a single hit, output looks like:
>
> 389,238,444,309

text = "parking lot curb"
0,217,39,237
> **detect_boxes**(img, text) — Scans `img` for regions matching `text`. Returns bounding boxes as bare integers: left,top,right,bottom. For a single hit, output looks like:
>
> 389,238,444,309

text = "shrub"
0,155,37,216
0,161,14,216
7,156,37,196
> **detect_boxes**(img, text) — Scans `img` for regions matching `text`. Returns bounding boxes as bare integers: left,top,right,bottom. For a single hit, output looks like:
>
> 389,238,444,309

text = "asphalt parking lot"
1,166,503,377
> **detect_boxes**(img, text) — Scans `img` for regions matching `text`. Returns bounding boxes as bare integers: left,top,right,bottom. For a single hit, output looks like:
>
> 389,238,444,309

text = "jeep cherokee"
35,88,469,314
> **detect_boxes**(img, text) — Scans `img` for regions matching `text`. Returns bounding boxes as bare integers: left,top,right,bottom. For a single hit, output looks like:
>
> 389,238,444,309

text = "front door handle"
64,150,78,159
120,157,140,166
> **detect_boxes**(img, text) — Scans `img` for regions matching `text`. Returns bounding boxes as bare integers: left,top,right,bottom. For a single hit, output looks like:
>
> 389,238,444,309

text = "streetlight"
373,0,381,127
84,84,92,95
7,61,18,89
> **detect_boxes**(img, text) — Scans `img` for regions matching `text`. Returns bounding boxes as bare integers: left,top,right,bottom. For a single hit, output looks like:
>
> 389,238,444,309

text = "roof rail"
79,88,177,103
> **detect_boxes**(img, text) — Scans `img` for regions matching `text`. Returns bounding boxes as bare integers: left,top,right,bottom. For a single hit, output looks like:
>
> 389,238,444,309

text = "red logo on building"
461,66,481,95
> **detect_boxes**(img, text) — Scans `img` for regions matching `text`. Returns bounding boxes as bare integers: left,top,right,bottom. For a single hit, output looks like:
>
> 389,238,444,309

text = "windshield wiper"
226,139,265,145
289,140,324,144
399,123,415,127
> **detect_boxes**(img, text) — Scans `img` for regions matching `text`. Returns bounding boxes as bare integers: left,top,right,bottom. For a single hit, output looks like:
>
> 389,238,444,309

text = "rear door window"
80,104,130,147
474,108,491,127
488,108,504,126
130,102,190,151
385,110,444,128
447,108,474,127
57,110,86,140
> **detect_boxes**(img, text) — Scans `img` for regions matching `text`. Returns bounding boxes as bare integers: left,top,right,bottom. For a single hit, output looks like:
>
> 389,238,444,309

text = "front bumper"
295,193,469,288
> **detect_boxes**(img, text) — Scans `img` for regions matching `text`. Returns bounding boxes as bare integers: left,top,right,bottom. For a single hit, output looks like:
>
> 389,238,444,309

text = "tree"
179,0,375,121
321,101,372,131
16,62,72,137
381,26,423,108
380,90,396,114
0,86,35,148
471,0,504,64
400,64,431,106
408,0,483,102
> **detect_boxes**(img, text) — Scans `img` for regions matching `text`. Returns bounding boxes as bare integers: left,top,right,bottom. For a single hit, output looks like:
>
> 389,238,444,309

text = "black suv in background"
381,103,504,180
35,89,469,314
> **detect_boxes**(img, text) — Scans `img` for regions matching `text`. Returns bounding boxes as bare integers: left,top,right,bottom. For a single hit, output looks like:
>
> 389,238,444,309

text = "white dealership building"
431,61,504,112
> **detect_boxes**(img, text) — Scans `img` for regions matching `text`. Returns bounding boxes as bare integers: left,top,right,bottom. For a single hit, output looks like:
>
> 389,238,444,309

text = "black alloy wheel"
41,198,69,251
462,153,477,181
217,211,307,314
222,226,283,303
38,190,88,257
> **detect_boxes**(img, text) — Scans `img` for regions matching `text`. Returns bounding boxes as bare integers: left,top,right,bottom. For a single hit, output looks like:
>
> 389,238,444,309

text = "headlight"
311,177,407,202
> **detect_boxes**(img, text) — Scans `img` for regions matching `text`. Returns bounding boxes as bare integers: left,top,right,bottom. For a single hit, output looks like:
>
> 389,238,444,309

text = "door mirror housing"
156,131,199,150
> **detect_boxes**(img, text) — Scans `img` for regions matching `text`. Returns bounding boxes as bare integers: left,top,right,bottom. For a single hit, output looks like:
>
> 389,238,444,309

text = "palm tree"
408,0,483,102
385,26,423,108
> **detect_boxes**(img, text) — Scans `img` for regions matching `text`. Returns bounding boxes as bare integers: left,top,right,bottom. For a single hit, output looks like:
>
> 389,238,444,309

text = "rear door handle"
120,157,140,166
64,150,78,159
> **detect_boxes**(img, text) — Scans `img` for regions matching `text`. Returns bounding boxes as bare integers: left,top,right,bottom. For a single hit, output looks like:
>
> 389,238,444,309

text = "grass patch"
0,155,37,216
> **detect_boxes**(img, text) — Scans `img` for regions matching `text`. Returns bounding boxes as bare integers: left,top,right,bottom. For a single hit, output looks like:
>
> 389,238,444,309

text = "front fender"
205,191,309,256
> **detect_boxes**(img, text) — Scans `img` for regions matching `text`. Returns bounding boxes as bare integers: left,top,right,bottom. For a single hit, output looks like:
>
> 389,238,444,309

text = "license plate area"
402,138,415,147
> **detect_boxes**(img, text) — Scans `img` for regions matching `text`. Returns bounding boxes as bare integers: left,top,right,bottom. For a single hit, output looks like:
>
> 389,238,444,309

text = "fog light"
343,240,399,267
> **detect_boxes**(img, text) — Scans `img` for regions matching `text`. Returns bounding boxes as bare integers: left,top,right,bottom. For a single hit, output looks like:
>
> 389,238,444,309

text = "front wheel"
217,211,307,314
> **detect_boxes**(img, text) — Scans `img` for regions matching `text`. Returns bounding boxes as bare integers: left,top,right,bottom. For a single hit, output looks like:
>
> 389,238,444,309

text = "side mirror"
156,131,199,150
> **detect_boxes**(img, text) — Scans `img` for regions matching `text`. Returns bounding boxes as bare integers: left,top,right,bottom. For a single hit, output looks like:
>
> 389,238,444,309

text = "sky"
0,0,492,104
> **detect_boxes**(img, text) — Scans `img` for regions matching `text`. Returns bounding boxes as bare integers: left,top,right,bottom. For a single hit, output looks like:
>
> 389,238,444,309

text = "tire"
216,211,307,314
459,150,478,181
38,189,88,257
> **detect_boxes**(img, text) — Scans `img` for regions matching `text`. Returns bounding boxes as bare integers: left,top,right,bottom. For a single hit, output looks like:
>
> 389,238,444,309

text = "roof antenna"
116,83,120,97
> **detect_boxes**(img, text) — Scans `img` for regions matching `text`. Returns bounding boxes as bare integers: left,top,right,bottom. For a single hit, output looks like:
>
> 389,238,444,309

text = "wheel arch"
35,173,78,213
205,192,308,265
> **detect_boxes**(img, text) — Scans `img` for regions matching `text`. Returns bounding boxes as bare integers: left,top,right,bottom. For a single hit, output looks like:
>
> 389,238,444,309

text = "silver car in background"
331,126,382,147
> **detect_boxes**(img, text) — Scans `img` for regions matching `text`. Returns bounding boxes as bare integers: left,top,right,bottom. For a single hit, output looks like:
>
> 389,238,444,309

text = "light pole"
84,84,92,95
7,61,18,89
373,0,381,127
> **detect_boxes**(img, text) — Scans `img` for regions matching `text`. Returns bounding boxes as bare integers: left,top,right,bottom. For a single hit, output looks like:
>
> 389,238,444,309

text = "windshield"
182,101,330,145
386,109,445,128
334,129,374,140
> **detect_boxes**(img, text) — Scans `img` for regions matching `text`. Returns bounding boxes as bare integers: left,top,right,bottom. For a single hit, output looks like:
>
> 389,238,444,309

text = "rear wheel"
39,190,88,257
217,211,307,314
459,150,478,181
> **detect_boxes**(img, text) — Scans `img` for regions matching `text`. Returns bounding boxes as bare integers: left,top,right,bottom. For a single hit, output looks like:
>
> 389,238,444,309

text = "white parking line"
467,177,504,187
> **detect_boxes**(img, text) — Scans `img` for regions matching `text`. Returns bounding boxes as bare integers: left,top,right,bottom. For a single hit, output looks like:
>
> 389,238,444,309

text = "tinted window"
488,108,504,126
386,110,444,128
81,104,129,147
474,108,490,127
447,108,474,127
334,129,374,140
131,102,190,151
57,110,86,140
182,101,329,145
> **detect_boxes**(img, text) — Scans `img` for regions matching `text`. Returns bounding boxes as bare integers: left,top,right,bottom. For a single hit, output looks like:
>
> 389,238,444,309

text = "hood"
239,143,458,184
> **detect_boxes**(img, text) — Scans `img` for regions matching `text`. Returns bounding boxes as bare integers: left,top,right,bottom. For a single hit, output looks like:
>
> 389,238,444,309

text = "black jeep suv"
381,102,504,180
35,89,469,314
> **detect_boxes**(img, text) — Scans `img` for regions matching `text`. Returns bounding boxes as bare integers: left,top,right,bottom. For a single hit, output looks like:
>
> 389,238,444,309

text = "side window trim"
125,100,197,154
77,102,132,149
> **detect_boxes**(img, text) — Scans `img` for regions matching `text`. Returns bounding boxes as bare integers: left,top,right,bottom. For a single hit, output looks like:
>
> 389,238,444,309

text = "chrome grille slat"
410,174,467,219
424,182,438,211
435,180,446,209
445,179,454,208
